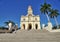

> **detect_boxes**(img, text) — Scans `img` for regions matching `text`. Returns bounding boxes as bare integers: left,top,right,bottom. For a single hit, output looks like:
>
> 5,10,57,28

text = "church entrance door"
35,24,38,29
23,24,25,29
28,23,32,30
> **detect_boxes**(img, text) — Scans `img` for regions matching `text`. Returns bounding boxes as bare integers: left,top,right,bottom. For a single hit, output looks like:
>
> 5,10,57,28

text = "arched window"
23,18,25,21
35,18,37,21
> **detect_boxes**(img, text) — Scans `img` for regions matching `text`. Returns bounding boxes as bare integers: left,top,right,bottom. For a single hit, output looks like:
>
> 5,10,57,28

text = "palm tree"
40,0,51,22
49,9,60,29
4,20,15,29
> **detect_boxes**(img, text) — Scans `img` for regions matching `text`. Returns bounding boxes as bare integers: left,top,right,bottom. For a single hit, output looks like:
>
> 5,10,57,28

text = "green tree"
4,20,15,28
40,1,51,22
49,9,60,29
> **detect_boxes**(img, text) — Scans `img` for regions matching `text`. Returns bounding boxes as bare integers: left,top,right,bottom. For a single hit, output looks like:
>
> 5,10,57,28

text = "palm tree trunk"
54,17,59,29
46,14,50,22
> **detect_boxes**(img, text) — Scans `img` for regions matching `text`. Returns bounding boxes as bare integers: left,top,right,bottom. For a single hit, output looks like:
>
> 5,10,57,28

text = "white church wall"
28,16,34,22
21,16,28,22
33,16,40,21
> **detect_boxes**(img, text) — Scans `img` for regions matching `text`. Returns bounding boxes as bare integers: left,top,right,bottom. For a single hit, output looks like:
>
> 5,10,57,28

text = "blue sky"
0,0,60,27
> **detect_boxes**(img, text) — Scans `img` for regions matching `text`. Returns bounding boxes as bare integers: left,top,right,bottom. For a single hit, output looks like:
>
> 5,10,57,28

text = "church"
20,5,41,30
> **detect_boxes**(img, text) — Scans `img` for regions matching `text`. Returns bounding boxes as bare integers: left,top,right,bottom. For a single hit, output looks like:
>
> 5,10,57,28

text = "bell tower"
27,5,33,16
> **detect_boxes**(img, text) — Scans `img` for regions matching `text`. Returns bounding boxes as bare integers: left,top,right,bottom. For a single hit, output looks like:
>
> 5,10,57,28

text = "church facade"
20,6,41,30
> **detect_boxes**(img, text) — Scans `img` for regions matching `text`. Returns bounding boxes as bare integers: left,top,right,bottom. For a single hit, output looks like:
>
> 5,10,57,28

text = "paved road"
0,29,60,42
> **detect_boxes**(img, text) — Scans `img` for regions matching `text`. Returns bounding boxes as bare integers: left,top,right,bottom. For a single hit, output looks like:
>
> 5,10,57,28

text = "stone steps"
0,29,60,42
